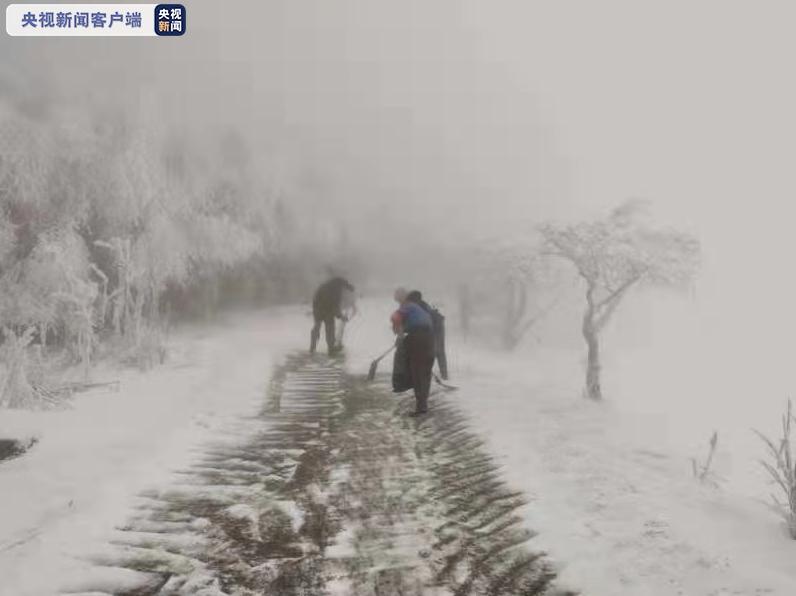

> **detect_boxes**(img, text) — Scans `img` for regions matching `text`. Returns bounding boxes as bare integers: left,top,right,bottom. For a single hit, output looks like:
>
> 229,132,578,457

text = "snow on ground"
0,306,307,596
3,295,796,595
346,297,796,595
449,347,796,596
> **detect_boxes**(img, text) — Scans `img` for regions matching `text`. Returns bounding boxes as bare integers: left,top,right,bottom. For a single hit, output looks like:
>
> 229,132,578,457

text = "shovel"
433,373,458,391
367,344,458,391
367,344,396,381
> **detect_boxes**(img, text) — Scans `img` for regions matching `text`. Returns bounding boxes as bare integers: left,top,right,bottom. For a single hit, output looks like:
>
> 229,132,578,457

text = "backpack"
421,301,448,380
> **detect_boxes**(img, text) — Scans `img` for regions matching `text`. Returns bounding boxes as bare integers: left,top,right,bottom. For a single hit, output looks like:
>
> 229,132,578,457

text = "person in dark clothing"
391,288,413,393
391,289,435,415
406,290,449,380
310,277,355,354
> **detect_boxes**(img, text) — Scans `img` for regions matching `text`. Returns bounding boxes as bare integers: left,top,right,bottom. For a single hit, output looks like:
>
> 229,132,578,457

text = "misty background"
2,1,795,490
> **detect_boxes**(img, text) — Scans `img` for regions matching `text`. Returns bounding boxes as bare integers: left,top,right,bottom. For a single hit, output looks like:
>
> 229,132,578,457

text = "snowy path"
58,352,568,596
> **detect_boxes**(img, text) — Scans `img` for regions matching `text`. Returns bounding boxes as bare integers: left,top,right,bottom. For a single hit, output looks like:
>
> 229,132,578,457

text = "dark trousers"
392,338,413,393
405,329,435,413
310,313,336,353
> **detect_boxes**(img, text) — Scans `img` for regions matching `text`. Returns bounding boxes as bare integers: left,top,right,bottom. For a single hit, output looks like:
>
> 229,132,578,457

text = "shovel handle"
375,344,396,362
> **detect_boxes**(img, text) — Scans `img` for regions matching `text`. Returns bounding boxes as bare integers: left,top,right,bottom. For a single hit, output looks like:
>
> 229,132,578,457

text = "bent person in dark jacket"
407,290,448,380
310,277,355,354
391,288,435,416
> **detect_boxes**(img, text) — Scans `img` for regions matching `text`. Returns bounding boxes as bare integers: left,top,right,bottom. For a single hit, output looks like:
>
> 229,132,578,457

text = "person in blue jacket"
391,287,435,415
406,290,448,381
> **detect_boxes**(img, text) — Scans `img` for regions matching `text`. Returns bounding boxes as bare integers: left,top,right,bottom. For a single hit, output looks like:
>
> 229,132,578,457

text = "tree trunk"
584,322,602,400
502,280,527,350
583,283,602,400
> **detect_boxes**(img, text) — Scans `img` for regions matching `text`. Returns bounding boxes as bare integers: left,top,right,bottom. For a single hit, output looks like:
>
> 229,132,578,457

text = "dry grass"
691,430,720,487
754,400,796,538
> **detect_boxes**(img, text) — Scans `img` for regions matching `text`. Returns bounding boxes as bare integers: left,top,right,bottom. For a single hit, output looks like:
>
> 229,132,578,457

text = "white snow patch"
0,306,306,596
449,346,796,595
274,500,305,534
306,482,329,506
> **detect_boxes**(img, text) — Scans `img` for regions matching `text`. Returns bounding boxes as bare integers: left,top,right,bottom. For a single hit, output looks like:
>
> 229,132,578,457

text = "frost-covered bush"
755,400,796,538
0,327,67,409
0,89,345,408
28,231,98,370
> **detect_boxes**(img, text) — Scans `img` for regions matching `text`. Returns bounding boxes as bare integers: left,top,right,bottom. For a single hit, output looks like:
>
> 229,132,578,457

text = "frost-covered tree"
462,236,562,350
0,84,349,407
541,200,699,400
0,98,270,402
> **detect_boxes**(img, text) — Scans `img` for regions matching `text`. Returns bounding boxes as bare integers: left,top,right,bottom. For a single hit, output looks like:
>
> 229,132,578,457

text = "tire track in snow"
63,353,573,596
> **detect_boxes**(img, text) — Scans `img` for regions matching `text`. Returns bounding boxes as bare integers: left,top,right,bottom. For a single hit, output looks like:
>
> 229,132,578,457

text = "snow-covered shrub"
28,230,98,376
0,327,67,409
754,400,796,538
0,326,37,408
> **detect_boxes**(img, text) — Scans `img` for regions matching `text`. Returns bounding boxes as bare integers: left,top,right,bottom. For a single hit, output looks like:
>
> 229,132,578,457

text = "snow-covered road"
54,352,566,595
2,299,796,595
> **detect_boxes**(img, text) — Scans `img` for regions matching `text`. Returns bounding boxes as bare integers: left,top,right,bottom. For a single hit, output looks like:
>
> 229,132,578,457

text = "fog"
4,1,796,437
9,3,796,593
